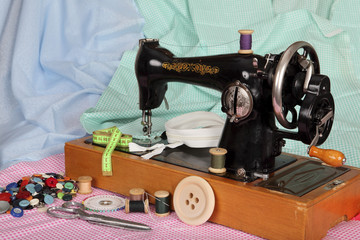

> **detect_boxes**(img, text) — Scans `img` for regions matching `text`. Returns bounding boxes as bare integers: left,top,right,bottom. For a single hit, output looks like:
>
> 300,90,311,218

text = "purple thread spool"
238,30,254,54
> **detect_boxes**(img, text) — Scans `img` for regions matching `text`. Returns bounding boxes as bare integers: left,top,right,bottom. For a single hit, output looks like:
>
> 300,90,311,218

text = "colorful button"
42,174,51,179
6,182,18,192
45,178,58,188
64,182,74,190
11,207,24,217
0,192,12,202
25,184,36,194
20,179,29,187
62,194,73,201
29,198,40,206
57,192,64,199
19,200,30,209
44,195,54,205
16,191,31,199
0,201,10,214
32,177,42,183
34,184,43,192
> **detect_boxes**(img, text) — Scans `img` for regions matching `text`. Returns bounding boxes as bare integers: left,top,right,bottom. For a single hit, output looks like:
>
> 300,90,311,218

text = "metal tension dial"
221,81,253,123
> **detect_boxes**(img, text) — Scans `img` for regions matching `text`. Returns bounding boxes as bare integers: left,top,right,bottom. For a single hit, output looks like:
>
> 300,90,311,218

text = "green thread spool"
209,148,227,174
125,199,149,214
154,190,170,217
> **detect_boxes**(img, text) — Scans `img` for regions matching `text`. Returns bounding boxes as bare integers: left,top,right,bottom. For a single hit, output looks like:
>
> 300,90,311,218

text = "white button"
173,176,215,226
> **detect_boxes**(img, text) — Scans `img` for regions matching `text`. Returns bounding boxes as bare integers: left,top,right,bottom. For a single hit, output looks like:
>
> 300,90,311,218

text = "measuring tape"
93,126,133,176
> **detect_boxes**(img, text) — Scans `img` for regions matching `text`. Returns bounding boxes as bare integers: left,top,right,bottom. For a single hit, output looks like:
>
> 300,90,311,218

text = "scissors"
47,202,151,231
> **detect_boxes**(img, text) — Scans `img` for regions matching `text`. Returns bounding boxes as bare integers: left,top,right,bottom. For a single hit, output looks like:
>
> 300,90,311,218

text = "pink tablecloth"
0,154,359,240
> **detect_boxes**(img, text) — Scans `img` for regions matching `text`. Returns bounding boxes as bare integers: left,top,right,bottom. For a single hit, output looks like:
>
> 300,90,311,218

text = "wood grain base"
65,136,360,240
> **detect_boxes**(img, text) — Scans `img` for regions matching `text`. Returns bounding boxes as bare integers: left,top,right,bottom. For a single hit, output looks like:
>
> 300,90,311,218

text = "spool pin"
238,29,254,54
154,190,170,217
77,176,93,194
209,148,227,174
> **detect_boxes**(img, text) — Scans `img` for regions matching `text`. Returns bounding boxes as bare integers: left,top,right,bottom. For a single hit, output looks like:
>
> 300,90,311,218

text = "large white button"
173,176,215,225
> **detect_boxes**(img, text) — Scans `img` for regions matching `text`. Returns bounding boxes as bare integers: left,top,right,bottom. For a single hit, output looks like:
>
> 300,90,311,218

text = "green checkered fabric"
81,0,360,167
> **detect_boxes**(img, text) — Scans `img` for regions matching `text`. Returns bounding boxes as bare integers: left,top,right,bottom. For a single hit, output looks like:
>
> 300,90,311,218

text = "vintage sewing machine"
65,31,360,240
135,31,344,182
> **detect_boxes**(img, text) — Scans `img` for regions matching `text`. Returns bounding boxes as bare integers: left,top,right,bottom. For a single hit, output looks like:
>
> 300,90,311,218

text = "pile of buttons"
0,173,78,217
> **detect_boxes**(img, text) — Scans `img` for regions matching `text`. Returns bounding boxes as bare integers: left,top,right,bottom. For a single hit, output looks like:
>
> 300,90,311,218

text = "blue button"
11,207,24,217
34,184,43,192
19,200,30,208
6,182,18,192
44,195,54,205
25,184,36,194
32,177,43,183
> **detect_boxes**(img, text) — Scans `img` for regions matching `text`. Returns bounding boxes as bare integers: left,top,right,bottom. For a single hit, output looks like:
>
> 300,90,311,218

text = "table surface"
0,153,359,240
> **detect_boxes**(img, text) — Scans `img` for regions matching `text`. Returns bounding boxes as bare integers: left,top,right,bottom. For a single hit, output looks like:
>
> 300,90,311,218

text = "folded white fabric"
129,111,225,159
165,111,225,148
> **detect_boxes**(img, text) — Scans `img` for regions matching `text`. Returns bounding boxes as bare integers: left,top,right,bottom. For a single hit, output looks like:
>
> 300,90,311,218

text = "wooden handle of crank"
308,146,346,167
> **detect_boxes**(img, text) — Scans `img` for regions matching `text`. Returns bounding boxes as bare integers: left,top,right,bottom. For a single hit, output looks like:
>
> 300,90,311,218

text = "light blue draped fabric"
0,0,144,169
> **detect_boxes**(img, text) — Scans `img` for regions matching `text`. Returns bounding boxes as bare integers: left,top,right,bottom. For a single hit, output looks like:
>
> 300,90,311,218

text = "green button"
57,192,65,199
64,182,74,190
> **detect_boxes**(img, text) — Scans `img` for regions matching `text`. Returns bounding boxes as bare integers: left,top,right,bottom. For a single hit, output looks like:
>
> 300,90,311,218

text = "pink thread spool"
238,30,254,54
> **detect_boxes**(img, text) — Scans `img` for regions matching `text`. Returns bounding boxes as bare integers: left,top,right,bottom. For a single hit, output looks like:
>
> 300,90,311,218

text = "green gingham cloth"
80,0,360,167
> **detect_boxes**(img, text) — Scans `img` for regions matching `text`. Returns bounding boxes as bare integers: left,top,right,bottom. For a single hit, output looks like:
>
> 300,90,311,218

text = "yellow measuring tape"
93,126,133,176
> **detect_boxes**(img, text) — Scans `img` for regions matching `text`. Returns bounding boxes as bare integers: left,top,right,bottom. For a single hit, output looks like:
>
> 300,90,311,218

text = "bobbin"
77,176,93,194
238,29,254,54
129,188,145,201
125,198,149,214
208,148,227,174
154,190,170,217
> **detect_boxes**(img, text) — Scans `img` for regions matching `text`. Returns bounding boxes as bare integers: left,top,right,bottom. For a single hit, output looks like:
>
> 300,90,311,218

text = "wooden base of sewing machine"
65,136,360,240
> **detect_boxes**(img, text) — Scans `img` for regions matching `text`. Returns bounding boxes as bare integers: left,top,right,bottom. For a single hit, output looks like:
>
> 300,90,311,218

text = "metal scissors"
47,201,151,231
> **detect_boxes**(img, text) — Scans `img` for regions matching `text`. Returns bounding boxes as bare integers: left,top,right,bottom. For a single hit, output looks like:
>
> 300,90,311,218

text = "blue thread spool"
238,30,254,54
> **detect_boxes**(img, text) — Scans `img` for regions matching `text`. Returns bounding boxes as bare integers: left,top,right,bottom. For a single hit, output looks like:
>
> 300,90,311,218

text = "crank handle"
308,146,346,167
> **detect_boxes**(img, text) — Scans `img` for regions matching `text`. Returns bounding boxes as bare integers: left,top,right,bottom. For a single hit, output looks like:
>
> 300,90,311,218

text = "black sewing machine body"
135,38,335,181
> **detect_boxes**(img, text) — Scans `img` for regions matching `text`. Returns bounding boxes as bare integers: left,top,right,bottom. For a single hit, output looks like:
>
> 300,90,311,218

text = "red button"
16,191,31,199
0,192,12,202
20,179,29,188
45,177,58,188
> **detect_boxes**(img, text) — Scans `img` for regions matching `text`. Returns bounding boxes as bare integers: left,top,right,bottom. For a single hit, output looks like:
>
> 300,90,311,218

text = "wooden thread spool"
154,190,170,217
129,188,145,201
208,148,227,174
238,29,254,54
77,176,92,194
125,199,149,214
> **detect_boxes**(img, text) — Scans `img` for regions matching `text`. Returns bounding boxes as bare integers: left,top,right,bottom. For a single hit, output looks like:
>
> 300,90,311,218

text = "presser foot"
141,110,152,136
